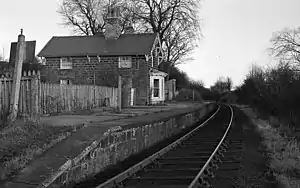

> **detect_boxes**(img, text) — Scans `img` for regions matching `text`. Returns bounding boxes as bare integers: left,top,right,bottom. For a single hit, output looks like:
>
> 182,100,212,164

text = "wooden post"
30,75,40,122
193,89,195,102
7,29,26,125
117,75,122,112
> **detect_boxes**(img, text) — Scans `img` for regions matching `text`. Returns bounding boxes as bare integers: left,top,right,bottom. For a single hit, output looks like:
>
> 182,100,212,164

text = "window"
60,79,72,85
132,60,139,70
41,57,47,65
60,57,72,69
153,79,160,97
118,56,132,68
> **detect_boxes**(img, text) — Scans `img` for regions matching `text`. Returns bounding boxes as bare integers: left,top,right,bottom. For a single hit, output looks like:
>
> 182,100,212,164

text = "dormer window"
60,57,72,69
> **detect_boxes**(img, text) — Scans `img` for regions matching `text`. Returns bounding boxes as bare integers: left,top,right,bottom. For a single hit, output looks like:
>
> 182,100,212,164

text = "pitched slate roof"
38,33,157,57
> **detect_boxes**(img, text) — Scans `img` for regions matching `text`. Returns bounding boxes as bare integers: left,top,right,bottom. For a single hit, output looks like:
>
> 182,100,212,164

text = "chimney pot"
105,3,122,40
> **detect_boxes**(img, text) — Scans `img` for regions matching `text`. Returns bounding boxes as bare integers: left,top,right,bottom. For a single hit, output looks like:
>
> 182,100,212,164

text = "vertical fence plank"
0,79,3,120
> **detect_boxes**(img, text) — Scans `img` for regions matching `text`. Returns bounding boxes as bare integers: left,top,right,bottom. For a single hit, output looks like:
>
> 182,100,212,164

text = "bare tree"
58,0,106,35
270,27,300,66
130,0,201,69
58,0,202,70
58,0,135,35
164,19,199,67
210,76,233,93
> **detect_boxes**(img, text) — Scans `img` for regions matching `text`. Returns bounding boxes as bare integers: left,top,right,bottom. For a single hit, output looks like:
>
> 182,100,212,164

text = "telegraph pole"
8,29,26,125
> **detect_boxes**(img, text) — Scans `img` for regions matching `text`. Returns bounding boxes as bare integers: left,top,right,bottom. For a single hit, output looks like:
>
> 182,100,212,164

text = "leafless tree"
58,0,202,70
58,0,105,35
130,0,201,69
164,19,199,67
211,76,233,93
58,0,132,35
270,27,300,66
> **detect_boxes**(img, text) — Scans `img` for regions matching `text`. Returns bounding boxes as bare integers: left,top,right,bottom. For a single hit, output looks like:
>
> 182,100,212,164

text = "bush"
175,88,203,102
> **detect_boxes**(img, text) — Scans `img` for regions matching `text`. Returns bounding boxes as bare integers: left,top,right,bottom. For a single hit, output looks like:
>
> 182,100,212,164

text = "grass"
0,120,85,181
229,106,279,188
238,105,300,188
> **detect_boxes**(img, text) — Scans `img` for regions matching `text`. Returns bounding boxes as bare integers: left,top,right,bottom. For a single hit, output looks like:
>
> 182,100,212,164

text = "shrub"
175,88,203,102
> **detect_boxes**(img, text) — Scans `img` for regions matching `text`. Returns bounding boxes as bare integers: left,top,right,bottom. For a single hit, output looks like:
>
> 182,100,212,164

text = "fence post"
30,75,40,122
118,75,122,112
7,29,26,125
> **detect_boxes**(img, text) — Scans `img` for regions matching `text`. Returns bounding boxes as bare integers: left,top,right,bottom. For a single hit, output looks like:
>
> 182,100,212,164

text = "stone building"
37,4,167,106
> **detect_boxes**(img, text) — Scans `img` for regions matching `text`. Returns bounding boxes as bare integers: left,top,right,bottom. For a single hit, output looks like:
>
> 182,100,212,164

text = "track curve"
94,104,235,188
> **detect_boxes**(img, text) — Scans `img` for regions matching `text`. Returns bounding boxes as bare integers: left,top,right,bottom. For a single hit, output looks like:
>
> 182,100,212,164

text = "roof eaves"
43,52,149,58
37,36,56,57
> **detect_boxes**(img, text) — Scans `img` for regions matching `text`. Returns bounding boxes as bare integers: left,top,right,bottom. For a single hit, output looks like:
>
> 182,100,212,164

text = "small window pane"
60,57,72,69
154,79,159,87
154,88,159,97
153,79,160,97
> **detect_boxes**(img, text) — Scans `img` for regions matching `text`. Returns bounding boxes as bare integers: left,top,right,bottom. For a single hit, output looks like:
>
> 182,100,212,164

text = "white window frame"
60,57,72,69
118,56,132,68
60,79,72,85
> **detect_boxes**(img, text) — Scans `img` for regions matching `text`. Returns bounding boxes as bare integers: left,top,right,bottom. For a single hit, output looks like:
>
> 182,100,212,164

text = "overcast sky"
1,0,300,87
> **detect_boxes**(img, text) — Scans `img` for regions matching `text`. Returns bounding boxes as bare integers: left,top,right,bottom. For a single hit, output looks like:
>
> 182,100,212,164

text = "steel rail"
96,105,221,188
188,104,234,188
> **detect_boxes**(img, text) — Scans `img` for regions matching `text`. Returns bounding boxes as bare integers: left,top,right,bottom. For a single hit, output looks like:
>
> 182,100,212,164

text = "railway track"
94,104,243,188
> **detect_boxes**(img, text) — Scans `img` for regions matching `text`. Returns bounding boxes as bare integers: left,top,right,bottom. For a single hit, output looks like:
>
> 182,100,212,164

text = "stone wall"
44,55,153,105
39,103,216,188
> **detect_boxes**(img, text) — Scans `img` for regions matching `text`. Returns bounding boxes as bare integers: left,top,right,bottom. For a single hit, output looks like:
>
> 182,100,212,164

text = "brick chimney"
105,4,122,40
124,21,134,34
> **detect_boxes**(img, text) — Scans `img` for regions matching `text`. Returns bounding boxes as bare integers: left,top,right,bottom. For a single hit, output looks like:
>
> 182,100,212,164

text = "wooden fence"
41,83,118,114
0,76,40,122
0,74,118,121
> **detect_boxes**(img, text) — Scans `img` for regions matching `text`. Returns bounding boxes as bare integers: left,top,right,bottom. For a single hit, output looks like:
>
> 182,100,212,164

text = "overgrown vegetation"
234,26,300,130
230,106,280,188
239,106,300,188
235,62,300,130
0,121,84,181
175,88,203,102
159,62,215,101
233,26,300,187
